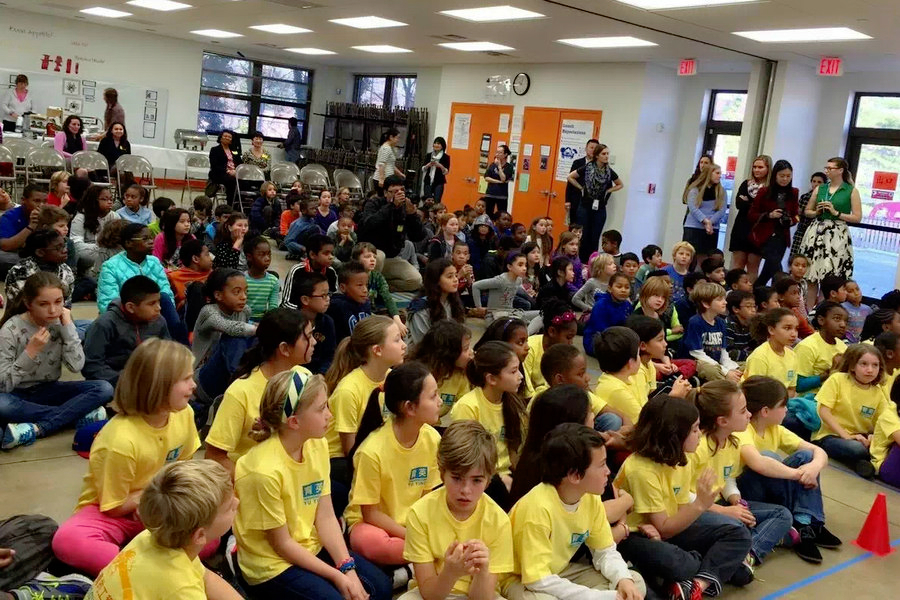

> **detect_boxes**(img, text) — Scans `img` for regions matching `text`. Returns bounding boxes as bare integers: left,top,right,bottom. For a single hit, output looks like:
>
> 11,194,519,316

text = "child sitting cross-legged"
293,272,336,375
212,212,249,271
352,242,407,337
283,234,338,308
398,420,514,600
505,423,646,600
244,236,281,320
86,460,242,600
326,262,373,343
592,327,644,427
681,282,742,383
725,290,757,363
4,229,74,307
83,275,170,387
523,299,577,392
583,272,634,356
407,319,473,426
167,238,213,312
626,315,692,401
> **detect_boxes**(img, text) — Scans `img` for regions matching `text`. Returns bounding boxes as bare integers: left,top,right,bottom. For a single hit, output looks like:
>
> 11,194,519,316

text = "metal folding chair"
333,168,364,201
182,154,211,202
270,162,300,196
2,138,35,184
0,145,17,195
234,164,265,213
299,165,330,196
70,150,111,187
116,155,158,200
24,148,65,186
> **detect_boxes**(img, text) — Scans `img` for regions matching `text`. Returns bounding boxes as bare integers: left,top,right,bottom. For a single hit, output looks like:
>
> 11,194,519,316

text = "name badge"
397,224,404,233
592,199,600,211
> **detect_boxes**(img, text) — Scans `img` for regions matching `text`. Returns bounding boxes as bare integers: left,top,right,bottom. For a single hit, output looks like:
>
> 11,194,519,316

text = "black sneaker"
729,563,755,587
854,459,876,479
795,526,824,564
812,524,843,549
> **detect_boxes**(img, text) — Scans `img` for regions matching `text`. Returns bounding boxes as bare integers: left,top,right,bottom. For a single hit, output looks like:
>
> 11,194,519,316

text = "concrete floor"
2,187,899,598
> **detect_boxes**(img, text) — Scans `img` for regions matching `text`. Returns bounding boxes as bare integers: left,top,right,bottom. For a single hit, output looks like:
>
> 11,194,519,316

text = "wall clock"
513,72,530,96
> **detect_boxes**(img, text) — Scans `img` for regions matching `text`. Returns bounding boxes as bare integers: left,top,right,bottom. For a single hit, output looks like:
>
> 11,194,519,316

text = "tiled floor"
2,187,899,598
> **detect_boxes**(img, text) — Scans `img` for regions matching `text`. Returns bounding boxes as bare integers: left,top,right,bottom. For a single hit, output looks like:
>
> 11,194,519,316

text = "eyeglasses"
551,311,576,325
824,166,840,171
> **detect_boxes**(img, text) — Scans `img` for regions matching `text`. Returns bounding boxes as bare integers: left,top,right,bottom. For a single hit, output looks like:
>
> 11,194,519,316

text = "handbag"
204,179,218,198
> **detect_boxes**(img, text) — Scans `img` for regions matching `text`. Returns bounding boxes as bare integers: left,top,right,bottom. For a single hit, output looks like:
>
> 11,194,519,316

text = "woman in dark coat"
747,159,800,286
208,129,242,203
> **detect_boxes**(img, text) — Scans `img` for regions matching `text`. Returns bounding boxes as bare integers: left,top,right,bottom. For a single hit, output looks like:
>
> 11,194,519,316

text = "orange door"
446,102,514,211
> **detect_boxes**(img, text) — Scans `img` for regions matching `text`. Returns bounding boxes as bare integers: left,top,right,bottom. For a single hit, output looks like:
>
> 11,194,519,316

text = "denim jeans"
576,204,608,264
247,550,392,600
195,334,254,429
595,412,623,433
160,293,189,346
738,450,825,524
742,500,792,561
0,380,114,434
815,435,870,467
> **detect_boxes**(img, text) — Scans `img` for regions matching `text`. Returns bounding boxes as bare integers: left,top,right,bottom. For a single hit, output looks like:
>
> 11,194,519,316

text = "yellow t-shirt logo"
409,467,429,486
302,480,324,504
570,531,589,547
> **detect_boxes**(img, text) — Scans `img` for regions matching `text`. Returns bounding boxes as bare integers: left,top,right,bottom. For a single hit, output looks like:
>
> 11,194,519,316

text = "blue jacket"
97,252,173,312
250,196,282,234
284,216,319,249
583,292,633,356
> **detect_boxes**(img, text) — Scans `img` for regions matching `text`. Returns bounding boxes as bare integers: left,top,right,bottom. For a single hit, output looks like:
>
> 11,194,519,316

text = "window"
845,93,900,299
198,52,312,142
354,74,416,109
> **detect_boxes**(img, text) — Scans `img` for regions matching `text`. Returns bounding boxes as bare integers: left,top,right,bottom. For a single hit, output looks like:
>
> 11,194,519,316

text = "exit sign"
818,57,843,77
679,59,697,76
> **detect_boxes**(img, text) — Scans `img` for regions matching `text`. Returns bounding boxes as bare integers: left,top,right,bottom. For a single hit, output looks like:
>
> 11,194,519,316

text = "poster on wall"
725,156,738,180
872,171,898,200
451,113,471,150
499,113,510,133
479,133,492,175
555,119,594,182
62,79,80,96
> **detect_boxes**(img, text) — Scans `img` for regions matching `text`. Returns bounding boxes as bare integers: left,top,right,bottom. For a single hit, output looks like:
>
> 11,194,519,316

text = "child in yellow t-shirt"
206,308,315,477
407,319,473,426
740,376,842,564
626,315,692,400
614,395,751,599
475,316,535,402
450,340,527,510
814,343,892,478
87,460,241,600
233,369,392,600
345,362,442,574
592,327,643,425
522,299,578,391
794,301,848,394
52,339,206,576
743,308,800,397
870,379,900,486
874,331,900,397
506,424,645,600
399,420,514,600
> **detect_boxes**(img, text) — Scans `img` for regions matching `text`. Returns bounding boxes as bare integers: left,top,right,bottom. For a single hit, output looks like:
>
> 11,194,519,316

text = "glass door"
701,90,747,250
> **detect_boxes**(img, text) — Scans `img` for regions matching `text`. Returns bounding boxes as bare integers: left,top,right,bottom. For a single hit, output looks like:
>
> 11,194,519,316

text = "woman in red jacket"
747,159,799,286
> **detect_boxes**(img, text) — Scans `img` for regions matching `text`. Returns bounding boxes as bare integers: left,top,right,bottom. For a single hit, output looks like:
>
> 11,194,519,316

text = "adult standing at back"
729,154,771,279
483,144,514,219
355,175,424,292
103,88,125,131
1,74,33,133
682,164,727,267
564,138,600,226
282,117,302,163
567,142,622,262
797,157,861,307
54,115,86,159
747,159,800,286
374,128,404,192
421,136,450,203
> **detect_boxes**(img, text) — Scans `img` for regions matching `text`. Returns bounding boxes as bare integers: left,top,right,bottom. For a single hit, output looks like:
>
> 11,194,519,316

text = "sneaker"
854,459,876,479
729,563,755,587
742,552,758,575
812,524,842,549
75,406,108,430
669,580,701,600
391,564,412,591
1,423,38,450
10,571,93,600
794,526,824,564
782,526,801,547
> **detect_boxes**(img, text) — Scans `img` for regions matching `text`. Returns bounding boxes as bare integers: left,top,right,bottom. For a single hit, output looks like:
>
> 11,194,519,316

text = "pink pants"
349,522,405,566
52,503,220,576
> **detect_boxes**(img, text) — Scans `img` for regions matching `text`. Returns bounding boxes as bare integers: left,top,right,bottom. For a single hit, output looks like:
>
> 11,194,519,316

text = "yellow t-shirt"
524,335,547,391
614,454,693,529
814,373,890,441
75,408,200,512
522,366,535,400
345,421,441,530
795,332,846,389
206,368,269,461
326,367,385,458
690,432,753,490
633,360,657,401
744,424,803,457
594,373,643,424
742,342,798,390
450,387,520,477
438,370,471,425
508,483,614,585
86,530,205,600
233,435,331,585
880,368,898,399
871,403,900,473
404,487,514,596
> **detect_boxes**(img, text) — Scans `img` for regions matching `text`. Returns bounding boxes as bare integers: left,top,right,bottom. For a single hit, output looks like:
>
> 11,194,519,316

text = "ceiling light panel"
352,45,413,53
329,16,407,29
126,0,192,10
191,29,243,38
557,36,657,48
286,47,336,55
439,41,515,51
80,7,132,18
733,27,872,43
250,24,312,34
615,0,756,9
439,5,545,22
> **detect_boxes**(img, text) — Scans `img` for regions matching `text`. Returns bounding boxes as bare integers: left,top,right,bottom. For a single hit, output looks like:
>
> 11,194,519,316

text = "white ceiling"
5,0,898,71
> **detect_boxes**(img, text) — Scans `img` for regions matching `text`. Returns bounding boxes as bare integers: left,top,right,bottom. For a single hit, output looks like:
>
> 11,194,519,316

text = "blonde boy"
663,241,695,307
400,420,514,600
86,460,241,600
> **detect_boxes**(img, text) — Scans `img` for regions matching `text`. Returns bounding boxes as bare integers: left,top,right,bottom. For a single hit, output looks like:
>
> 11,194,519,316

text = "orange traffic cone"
853,493,894,556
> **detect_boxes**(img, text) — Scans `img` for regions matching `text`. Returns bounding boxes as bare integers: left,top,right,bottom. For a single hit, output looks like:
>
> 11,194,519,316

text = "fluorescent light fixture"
80,7,132,18
615,0,756,9
286,47,336,55
733,27,871,43
558,36,657,48
190,29,243,38
250,24,312,34
439,5,545,22
126,0,191,10
352,45,413,53
439,41,514,51
329,16,407,29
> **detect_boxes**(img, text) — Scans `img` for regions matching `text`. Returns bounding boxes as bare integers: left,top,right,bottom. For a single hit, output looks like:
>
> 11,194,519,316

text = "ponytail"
233,308,310,381
467,341,527,452
689,379,741,437
250,369,326,442
324,315,393,394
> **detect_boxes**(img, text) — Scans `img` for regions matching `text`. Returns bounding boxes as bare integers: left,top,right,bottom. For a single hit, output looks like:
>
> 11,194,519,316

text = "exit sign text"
678,59,697,76
818,57,843,77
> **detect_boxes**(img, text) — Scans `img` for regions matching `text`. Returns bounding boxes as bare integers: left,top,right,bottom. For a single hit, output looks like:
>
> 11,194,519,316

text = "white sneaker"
392,564,412,590
1,423,38,450
75,406,108,429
